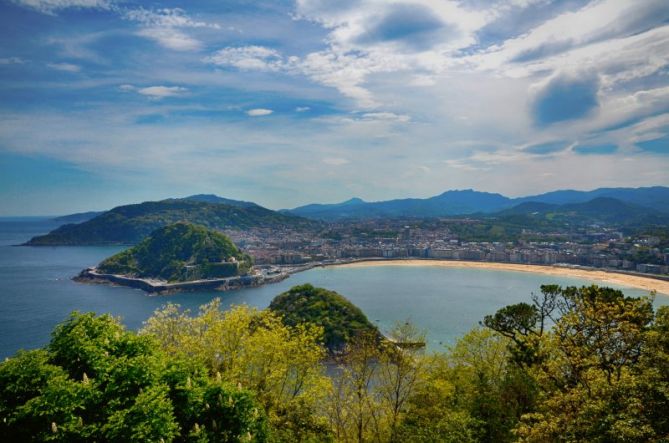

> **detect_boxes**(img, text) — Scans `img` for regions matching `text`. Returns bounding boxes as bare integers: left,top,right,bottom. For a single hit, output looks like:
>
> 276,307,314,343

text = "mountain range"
30,187,669,245
283,186,669,220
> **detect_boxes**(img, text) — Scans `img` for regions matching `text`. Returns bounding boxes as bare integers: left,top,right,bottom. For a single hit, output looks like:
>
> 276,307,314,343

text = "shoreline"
318,259,669,296
74,268,290,295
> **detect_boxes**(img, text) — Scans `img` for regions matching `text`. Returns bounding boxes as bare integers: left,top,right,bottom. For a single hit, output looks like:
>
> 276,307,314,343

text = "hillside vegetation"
269,283,381,351
0,285,669,443
27,199,317,245
97,223,252,282
2,284,667,442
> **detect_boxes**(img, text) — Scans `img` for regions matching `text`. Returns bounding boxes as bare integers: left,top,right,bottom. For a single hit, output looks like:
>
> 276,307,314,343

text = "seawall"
74,268,289,294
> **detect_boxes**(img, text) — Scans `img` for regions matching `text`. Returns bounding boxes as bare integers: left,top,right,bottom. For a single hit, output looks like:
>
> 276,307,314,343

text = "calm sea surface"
1,218,666,358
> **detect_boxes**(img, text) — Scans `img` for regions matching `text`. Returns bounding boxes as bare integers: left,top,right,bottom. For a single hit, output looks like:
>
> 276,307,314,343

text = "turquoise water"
0,218,665,358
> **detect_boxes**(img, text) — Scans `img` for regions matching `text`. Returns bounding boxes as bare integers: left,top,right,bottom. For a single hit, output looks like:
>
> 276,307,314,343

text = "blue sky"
0,0,668,215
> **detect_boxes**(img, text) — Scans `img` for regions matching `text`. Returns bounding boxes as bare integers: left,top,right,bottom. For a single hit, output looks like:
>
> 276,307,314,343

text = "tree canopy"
97,222,253,282
269,283,381,352
2,283,668,442
0,311,267,442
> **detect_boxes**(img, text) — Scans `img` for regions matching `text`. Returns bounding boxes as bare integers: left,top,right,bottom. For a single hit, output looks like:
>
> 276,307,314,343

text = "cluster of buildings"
223,220,669,277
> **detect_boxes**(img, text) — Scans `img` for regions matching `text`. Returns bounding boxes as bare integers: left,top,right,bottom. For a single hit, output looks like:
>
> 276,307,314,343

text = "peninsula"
75,222,288,294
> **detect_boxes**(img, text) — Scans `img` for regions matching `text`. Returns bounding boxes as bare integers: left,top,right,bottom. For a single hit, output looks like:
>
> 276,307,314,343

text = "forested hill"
269,284,381,351
493,197,669,226
26,199,319,245
97,223,253,282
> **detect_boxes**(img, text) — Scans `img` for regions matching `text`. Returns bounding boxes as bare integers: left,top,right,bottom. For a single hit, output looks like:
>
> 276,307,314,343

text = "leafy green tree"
269,284,381,352
0,312,268,442
377,322,426,442
485,285,668,442
142,300,330,442
325,332,382,443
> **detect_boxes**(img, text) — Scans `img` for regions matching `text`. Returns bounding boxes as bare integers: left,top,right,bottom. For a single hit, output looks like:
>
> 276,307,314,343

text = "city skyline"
1,0,668,215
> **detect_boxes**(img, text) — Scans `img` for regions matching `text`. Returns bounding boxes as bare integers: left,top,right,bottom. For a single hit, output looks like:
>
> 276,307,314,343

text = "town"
223,218,669,278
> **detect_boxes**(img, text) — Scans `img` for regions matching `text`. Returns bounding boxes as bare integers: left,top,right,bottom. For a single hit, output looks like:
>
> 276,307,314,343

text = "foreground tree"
142,300,331,442
485,285,669,442
0,312,268,442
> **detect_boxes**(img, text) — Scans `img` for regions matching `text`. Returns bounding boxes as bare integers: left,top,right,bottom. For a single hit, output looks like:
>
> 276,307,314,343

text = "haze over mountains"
284,186,669,220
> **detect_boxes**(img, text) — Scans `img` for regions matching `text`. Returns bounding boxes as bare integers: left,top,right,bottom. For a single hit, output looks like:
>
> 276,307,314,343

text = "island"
269,283,384,352
75,222,288,294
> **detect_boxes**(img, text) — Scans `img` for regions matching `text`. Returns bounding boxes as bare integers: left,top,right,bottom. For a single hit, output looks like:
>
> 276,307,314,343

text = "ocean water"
0,218,665,358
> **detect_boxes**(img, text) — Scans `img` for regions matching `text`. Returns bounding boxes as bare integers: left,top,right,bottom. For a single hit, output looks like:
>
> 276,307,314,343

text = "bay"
0,218,664,358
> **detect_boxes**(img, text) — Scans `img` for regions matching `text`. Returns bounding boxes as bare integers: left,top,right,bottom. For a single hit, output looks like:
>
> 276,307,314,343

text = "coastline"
74,267,290,294
321,259,669,296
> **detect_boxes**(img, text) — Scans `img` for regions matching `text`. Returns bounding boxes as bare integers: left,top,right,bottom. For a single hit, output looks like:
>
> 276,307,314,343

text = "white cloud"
361,112,410,123
47,62,81,72
124,8,220,29
246,108,273,117
204,46,283,71
3,0,668,207
137,86,187,99
296,106,311,112
205,45,406,107
124,7,219,51
322,157,349,166
467,0,669,81
12,0,110,14
0,57,25,65
137,27,201,51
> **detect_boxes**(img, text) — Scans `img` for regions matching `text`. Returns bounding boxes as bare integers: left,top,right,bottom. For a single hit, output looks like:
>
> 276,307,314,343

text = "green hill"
26,199,318,245
96,223,253,282
497,197,669,226
269,284,381,351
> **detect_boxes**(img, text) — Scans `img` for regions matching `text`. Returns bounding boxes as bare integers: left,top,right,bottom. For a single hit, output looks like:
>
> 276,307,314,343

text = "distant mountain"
516,186,669,213
282,197,368,219
287,190,511,220
26,199,318,246
52,211,104,224
51,195,261,227
96,222,253,282
181,194,261,208
285,186,669,220
497,197,669,226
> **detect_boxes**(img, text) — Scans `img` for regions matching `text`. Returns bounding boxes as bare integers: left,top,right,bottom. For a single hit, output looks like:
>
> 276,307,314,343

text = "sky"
0,0,668,215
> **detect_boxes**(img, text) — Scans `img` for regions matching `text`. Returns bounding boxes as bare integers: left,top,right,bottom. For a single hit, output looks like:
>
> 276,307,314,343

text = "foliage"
325,332,383,442
4,283,669,442
324,322,427,443
269,284,381,352
97,222,253,282
141,299,332,442
0,312,268,442
484,285,669,442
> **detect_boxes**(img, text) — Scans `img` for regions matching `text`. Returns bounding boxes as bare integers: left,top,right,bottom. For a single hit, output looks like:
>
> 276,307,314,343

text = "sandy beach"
329,259,669,296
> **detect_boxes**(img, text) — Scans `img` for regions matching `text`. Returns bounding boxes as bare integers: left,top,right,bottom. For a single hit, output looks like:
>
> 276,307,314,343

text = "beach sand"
329,259,669,296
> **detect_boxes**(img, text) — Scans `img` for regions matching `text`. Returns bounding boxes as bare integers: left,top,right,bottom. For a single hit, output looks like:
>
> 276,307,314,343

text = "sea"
0,217,666,359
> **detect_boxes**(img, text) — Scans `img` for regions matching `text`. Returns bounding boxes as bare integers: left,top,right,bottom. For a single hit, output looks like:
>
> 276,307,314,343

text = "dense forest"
1,284,667,442
269,284,382,352
97,223,254,282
